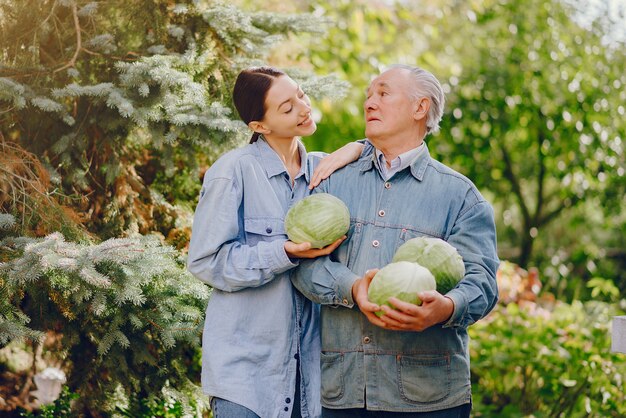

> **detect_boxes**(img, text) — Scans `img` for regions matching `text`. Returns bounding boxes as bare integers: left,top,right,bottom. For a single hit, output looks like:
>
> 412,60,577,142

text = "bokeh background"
1,0,624,416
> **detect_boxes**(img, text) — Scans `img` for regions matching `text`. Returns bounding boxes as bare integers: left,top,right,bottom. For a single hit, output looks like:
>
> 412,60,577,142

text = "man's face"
364,68,419,142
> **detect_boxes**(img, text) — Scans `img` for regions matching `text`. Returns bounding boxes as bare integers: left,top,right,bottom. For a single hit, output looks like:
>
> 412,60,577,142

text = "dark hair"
233,66,286,143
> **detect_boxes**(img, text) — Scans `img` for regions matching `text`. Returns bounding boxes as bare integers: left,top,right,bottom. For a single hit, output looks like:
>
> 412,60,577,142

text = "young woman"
187,67,364,418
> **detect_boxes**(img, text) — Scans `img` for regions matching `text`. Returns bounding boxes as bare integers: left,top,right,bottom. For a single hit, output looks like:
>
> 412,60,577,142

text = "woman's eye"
285,106,293,113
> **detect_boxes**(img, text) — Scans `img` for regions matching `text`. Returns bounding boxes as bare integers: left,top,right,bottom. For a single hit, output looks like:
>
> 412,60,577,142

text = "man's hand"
377,291,455,331
284,236,346,259
351,269,387,328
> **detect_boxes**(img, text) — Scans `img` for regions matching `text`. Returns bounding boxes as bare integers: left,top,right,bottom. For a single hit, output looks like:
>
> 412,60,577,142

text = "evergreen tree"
0,0,347,415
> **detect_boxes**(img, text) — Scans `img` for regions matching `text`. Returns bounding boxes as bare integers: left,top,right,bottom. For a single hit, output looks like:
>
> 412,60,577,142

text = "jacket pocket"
243,218,285,244
396,354,451,404
320,351,344,401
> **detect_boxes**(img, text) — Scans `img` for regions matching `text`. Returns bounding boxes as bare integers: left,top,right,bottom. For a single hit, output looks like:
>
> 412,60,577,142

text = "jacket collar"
255,135,309,182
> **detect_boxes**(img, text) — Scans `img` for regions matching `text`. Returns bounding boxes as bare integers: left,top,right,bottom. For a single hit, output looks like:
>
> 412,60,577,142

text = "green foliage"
431,0,626,272
0,1,349,413
0,231,210,415
302,0,626,298
470,301,626,417
20,386,78,418
0,0,346,238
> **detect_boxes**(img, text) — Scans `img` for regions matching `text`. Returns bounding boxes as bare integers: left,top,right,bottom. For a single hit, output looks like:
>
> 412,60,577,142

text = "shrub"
470,299,626,417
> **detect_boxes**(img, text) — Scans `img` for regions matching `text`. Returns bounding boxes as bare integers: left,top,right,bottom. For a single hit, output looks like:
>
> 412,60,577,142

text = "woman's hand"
309,142,365,189
284,236,346,259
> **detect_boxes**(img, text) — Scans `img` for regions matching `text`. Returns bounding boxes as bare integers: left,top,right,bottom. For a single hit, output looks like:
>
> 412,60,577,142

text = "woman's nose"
298,100,311,115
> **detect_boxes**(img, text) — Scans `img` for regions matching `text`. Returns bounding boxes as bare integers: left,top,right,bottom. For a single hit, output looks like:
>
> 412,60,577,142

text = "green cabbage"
284,193,350,249
367,261,436,317
392,237,465,294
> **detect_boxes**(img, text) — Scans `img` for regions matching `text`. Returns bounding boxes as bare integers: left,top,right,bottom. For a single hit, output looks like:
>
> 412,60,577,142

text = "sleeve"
442,197,500,329
290,181,359,308
187,174,297,292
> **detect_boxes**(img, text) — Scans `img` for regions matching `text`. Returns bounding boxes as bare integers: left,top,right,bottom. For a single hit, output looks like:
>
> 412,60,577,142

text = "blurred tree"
300,0,625,295
433,0,625,271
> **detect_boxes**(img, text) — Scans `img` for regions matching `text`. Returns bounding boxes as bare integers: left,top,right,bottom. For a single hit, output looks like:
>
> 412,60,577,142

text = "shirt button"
378,210,385,217
294,353,299,360
266,227,272,234
284,407,289,411
385,182,391,189
372,240,380,247
363,336,371,344
285,398,291,404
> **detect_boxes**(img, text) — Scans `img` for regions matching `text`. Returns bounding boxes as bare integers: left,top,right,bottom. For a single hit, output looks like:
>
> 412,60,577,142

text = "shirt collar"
375,143,424,176
255,135,309,182
360,140,430,181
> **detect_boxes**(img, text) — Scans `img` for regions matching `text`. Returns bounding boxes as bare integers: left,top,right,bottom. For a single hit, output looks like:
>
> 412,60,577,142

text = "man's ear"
413,97,430,121
248,121,271,135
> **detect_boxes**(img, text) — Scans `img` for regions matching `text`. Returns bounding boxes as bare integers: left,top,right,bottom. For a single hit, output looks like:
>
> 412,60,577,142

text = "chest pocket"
243,218,286,246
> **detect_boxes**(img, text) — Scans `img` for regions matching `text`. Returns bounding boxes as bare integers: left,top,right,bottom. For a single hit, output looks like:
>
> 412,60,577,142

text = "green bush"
470,300,626,417
0,228,210,416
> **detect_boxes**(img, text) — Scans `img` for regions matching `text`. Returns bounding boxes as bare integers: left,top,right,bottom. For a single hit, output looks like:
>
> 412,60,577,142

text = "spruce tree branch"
54,2,82,74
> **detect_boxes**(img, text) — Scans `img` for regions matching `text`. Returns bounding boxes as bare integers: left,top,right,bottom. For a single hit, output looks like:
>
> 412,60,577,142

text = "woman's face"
258,75,316,139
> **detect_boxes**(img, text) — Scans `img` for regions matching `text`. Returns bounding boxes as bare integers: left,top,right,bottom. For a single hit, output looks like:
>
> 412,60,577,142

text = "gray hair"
388,64,445,135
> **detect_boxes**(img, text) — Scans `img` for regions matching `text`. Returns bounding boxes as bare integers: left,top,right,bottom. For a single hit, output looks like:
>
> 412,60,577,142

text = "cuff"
441,288,468,329
263,239,299,275
328,264,359,308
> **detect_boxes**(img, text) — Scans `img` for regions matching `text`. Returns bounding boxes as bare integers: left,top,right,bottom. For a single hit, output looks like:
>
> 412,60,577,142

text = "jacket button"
378,210,385,217
372,240,380,247
363,336,371,344
342,298,349,305
266,227,272,234
384,182,391,189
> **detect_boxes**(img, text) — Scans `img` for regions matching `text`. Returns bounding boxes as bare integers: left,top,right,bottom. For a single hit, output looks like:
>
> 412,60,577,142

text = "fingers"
387,297,421,315
309,161,334,189
285,236,347,259
363,310,387,328
417,290,439,303
325,235,347,252
363,268,379,282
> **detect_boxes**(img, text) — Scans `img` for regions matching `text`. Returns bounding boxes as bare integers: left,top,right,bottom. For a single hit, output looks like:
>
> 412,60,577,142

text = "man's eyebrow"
365,81,390,94
277,85,300,110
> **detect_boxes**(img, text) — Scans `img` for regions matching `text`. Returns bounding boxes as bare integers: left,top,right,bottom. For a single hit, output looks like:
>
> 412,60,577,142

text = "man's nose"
365,97,377,110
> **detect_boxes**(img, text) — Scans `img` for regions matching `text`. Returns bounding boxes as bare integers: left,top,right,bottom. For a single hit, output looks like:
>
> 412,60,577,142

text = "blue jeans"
322,403,471,418
211,398,259,418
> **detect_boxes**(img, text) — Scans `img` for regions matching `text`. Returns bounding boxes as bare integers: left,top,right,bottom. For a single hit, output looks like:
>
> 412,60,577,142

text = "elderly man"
292,65,500,417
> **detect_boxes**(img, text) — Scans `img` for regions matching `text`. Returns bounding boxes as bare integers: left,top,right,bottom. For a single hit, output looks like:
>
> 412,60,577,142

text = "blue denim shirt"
187,137,323,418
291,142,499,412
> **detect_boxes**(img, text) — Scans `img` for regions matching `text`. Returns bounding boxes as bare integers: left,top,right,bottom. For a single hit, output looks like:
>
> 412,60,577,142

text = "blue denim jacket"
187,138,323,418
291,142,499,412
